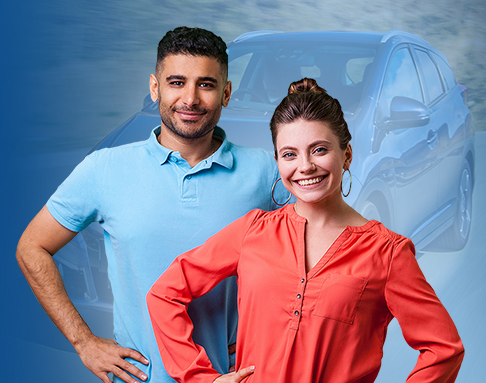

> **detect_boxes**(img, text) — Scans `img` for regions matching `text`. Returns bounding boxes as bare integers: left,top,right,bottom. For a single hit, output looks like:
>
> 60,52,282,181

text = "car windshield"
228,41,377,114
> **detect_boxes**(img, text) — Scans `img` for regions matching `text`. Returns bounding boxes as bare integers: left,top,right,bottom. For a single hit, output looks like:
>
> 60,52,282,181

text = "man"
16,27,284,383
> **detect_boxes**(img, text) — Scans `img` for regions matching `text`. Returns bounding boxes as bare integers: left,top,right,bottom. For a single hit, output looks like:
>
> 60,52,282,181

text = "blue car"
54,30,475,314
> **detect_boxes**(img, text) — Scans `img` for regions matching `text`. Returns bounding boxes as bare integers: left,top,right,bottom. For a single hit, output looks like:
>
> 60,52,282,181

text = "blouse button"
294,310,300,316
297,294,301,299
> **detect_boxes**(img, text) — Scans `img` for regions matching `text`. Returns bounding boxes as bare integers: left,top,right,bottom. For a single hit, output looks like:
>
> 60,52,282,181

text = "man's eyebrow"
198,76,218,84
166,75,186,82
165,75,219,84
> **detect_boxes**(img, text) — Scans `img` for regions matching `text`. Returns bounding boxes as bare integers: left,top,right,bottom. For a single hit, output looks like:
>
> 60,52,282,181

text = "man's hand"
77,335,149,383
213,366,254,383
16,207,148,383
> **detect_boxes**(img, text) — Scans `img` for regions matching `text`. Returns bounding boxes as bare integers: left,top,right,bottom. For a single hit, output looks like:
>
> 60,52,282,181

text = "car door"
413,47,471,234
374,45,440,243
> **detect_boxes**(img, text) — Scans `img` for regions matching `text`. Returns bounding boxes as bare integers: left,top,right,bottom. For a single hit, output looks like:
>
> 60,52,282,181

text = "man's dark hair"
156,26,228,78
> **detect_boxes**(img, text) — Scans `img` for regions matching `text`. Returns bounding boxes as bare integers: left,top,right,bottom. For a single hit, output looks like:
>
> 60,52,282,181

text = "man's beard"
159,104,221,139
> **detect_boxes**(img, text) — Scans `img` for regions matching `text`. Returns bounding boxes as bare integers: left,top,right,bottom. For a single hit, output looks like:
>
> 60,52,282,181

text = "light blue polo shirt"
46,126,285,382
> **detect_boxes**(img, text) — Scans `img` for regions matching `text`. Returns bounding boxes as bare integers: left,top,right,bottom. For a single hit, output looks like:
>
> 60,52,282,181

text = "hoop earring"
341,169,352,197
272,178,292,206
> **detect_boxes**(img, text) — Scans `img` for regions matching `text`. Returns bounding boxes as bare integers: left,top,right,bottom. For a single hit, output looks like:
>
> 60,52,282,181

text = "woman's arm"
385,238,464,382
147,209,263,383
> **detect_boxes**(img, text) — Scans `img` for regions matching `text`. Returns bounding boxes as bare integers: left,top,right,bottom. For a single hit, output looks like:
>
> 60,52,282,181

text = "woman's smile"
295,176,327,187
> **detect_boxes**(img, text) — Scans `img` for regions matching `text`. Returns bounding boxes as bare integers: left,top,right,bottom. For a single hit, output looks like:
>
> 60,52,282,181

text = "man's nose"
182,84,199,106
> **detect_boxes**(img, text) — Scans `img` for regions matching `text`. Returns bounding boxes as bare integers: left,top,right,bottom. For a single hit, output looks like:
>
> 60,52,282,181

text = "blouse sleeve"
146,209,263,383
384,238,464,382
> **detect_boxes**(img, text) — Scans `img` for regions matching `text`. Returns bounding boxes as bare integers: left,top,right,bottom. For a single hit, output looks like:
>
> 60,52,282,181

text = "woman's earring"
272,178,292,206
341,169,352,197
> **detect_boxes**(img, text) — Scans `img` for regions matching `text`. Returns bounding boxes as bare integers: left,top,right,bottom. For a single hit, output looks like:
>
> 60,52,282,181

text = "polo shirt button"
297,294,301,299
301,278,305,283
294,310,299,316
187,175,192,180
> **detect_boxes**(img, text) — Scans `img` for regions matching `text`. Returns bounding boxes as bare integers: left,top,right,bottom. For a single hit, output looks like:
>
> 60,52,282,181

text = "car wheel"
443,161,473,250
361,200,381,221
360,197,390,228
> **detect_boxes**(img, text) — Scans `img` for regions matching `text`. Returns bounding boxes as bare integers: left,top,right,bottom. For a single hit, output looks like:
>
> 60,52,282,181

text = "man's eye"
170,81,184,86
200,83,215,88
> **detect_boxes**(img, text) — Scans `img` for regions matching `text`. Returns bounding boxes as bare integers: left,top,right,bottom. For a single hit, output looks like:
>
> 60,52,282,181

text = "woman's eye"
314,147,327,154
282,152,295,159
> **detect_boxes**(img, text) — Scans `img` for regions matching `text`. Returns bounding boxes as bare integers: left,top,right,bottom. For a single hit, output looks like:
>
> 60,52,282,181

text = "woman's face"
275,119,352,205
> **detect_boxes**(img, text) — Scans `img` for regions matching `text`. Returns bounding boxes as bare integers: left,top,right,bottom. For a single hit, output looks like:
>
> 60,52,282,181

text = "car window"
229,53,253,91
431,52,456,91
376,47,423,122
346,57,374,84
415,49,445,104
227,42,377,114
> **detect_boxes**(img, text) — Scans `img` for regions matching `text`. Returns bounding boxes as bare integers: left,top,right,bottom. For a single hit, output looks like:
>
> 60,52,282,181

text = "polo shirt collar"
209,126,234,169
147,126,234,169
148,126,172,164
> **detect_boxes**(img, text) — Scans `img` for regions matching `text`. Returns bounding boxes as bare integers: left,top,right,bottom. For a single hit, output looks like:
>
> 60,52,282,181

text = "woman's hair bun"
288,77,327,95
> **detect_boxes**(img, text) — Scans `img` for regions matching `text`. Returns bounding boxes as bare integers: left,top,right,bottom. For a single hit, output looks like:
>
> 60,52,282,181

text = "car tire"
442,160,473,250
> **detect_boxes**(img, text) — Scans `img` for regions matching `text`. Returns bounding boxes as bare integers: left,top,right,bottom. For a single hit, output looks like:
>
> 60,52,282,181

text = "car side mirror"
379,96,430,131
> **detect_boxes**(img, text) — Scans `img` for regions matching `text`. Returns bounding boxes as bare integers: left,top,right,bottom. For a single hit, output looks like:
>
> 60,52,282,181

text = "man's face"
150,54,232,140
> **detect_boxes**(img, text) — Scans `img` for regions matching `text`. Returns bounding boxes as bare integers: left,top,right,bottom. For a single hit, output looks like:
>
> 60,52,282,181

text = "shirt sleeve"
147,209,263,383
46,152,102,231
384,238,464,382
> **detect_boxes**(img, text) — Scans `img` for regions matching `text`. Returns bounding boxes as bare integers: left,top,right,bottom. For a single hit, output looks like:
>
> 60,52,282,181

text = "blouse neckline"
282,203,379,233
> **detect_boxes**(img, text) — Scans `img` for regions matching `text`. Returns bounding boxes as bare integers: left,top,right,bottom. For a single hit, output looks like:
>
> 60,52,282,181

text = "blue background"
1,0,484,381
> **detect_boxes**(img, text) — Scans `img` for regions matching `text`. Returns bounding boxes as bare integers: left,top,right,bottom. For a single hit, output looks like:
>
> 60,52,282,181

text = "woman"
147,78,464,383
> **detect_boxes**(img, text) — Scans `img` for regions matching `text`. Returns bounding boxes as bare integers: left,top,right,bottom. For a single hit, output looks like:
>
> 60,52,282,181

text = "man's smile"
174,107,208,121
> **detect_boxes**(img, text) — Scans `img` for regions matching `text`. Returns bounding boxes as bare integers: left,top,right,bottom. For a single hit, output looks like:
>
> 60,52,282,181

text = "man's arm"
16,206,149,383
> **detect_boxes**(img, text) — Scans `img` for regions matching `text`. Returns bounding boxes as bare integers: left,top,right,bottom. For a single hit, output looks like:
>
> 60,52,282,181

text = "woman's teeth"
297,177,323,186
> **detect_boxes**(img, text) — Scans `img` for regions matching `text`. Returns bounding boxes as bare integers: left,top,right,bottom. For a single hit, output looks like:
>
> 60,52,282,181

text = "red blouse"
147,204,464,383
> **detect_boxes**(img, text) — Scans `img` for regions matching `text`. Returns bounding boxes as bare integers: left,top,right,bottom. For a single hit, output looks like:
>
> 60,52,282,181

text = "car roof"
229,30,431,48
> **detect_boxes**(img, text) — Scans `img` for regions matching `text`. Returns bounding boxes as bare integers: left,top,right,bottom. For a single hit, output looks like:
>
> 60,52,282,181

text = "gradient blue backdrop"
1,1,484,381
